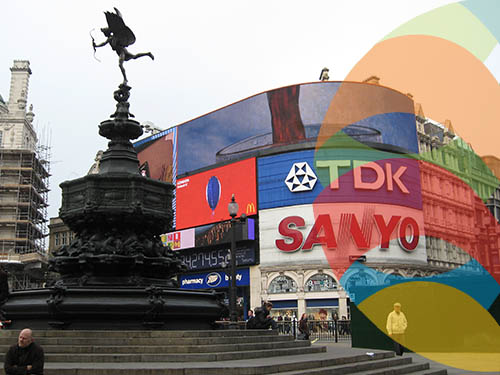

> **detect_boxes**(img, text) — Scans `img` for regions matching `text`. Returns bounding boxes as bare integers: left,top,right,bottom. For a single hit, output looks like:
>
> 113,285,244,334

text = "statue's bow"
89,29,101,62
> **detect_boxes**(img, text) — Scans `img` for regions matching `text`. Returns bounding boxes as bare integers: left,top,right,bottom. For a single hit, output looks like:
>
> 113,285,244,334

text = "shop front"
179,268,250,320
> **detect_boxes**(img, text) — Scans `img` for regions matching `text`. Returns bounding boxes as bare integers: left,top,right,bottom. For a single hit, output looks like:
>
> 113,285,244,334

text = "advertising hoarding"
161,218,256,250
179,268,250,290
176,82,417,176
136,128,177,183
176,158,257,229
178,246,256,272
160,228,195,251
259,204,427,268
258,148,422,210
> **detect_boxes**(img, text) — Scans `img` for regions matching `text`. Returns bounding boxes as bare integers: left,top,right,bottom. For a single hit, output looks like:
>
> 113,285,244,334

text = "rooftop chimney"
8,60,31,115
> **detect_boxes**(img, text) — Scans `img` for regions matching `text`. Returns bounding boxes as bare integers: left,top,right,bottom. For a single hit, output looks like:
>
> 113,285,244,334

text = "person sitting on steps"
247,302,277,330
4,328,44,375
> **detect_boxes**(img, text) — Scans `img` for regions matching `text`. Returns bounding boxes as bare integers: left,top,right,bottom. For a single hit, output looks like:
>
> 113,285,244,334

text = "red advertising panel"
175,158,257,229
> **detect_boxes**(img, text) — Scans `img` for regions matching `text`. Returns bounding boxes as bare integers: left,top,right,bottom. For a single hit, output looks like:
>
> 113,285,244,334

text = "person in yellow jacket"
386,302,407,356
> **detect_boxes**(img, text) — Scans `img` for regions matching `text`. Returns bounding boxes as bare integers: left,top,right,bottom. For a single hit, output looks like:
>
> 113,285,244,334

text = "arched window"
345,271,377,291
305,274,337,292
268,275,297,294
384,272,404,284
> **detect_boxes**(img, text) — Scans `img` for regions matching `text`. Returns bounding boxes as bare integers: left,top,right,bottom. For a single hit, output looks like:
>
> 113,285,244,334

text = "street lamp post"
228,194,239,325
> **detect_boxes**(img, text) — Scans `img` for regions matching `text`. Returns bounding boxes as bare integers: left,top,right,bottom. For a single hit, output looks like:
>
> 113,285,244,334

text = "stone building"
0,61,50,289
47,217,74,254
415,106,500,279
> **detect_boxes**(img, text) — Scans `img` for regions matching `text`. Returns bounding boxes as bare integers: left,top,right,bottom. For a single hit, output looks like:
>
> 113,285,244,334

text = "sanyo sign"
276,213,419,253
258,205,427,267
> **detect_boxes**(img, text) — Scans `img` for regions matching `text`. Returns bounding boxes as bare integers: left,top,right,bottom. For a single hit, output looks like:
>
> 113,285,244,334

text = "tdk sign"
285,162,318,192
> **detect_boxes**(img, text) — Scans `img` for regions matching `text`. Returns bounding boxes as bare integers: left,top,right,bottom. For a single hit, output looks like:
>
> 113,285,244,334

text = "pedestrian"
386,302,407,356
246,309,254,321
252,302,277,330
298,313,310,340
284,311,291,334
4,328,44,375
332,312,338,335
318,308,328,333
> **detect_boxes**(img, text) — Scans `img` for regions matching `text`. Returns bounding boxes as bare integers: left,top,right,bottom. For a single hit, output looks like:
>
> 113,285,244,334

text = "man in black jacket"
253,302,277,330
4,328,44,375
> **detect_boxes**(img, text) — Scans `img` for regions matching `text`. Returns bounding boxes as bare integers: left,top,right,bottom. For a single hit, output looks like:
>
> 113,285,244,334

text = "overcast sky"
1,0,453,219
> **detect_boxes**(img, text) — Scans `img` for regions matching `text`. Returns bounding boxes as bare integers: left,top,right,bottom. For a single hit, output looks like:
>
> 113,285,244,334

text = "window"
0,130,2,147
385,272,404,283
305,274,337,292
268,275,297,294
54,233,60,246
345,271,377,291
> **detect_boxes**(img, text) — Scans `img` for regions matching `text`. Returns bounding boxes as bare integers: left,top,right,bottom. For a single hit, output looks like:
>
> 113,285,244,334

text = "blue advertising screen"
258,147,422,210
179,268,250,289
258,149,320,209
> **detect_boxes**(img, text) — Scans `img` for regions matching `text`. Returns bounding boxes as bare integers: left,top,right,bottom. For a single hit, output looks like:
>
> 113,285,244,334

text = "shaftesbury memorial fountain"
3,8,224,329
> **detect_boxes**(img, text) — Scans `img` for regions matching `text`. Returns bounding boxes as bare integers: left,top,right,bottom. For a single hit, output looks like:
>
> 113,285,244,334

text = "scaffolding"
0,144,50,289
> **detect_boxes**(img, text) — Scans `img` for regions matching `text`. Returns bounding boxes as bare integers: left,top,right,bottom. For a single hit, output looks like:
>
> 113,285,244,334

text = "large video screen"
161,218,255,250
135,128,177,183
176,82,418,176
175,158,257,229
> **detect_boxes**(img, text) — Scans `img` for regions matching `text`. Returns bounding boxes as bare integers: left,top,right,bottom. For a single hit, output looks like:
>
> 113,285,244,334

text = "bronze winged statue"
92,8,154,84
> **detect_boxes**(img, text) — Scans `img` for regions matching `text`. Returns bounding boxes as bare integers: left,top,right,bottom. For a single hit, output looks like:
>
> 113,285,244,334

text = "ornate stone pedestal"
3,84,224,329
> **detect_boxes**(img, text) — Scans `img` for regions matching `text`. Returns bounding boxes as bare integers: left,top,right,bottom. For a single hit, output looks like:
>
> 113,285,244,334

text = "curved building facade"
135,80,499,321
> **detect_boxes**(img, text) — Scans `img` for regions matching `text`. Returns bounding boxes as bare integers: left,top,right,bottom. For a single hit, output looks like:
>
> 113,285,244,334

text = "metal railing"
215,319,351,342
277,319,351,342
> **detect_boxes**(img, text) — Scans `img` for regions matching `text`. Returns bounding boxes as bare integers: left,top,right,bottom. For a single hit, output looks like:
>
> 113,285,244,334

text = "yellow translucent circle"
358,281,500,372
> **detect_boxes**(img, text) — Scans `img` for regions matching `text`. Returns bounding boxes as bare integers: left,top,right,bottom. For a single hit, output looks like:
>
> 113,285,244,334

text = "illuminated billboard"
162,218,255,250
175,158,257,229
136,128,177,183
259,147,422,210
176,82,417,176
178,246,256,272
160,228,195,251
179,268,250,290
259,204,427,268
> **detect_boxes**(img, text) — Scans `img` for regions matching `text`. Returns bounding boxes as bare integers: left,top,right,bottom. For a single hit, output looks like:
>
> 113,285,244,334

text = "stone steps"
1,353,447,375
0,334,291,346
342,363,447,375
0,329,277,338
279,358,429,375
0,336,294,352
274,357,417,374
0,339,305,354
20,345,324,363
0,330,447,375
0,342,318,360
0,329,317,363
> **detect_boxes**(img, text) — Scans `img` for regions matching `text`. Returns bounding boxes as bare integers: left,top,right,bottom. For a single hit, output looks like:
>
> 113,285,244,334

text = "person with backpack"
298,313,310,340
247,302,277,330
